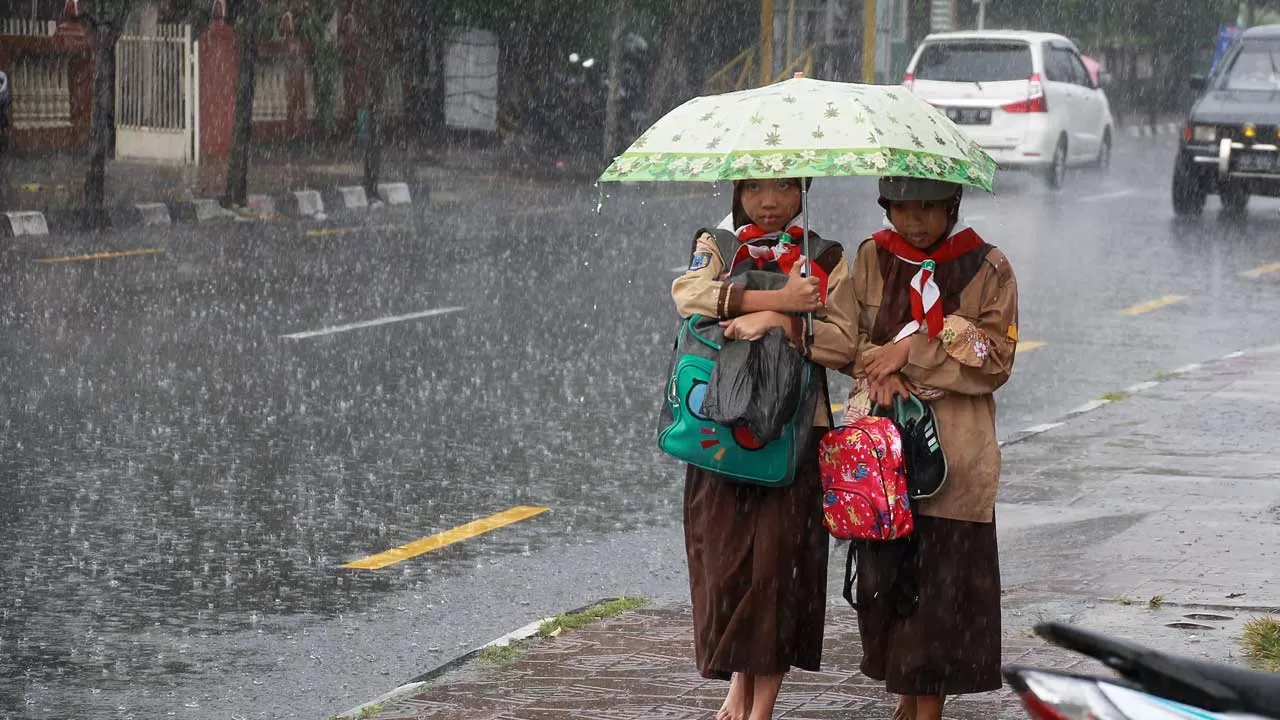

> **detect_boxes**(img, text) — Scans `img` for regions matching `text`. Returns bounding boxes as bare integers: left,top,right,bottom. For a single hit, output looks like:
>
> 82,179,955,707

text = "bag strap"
682,314,722,351
842,540,861,609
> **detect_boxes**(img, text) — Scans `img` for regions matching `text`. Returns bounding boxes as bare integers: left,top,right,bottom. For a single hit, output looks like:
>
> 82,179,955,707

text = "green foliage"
988,0,1237,52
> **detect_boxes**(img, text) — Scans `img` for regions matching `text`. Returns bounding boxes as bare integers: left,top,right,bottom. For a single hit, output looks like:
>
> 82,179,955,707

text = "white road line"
670,266,688,273
1169,363,1202,375
1068,399,1111,415
282,307,465,340
1022,422,1064,434
1077,189,1136,203
1125,380,1160,394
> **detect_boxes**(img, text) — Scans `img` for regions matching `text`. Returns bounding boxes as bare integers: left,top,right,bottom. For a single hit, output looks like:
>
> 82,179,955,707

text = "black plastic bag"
701,327,806,445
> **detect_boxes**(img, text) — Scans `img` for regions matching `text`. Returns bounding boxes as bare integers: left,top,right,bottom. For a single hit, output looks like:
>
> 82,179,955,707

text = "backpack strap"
842,540,861,609
691,227,740,267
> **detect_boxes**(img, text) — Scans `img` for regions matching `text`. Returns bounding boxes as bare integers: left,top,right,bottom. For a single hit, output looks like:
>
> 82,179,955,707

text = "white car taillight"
1003,73,1048,113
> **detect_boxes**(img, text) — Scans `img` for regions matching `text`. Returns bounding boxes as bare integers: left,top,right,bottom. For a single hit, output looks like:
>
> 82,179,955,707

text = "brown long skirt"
683,434,829,681
855,515,1002,697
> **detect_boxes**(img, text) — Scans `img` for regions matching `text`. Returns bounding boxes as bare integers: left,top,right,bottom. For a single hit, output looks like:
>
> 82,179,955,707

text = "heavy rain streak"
2,1,1280,719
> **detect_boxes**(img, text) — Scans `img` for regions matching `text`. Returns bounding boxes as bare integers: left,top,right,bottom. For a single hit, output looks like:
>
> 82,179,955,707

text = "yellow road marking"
1120,295,1186,316
342,506,549,570
305,224,402,238
36,248,165,264
1242,262,1280,279
1016,340,1047,352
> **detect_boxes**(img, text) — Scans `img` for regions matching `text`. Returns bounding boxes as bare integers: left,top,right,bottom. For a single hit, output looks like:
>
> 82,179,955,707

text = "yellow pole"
761,0,775,86
862,0,877,84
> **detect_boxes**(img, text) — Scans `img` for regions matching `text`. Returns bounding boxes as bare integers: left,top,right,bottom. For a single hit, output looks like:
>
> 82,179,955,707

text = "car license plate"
944,107,992,125
1237,152,1280,172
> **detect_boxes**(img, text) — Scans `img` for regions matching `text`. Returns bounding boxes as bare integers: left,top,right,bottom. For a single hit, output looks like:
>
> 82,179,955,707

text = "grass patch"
1114,595,1133,606
1102,391,1129,402
538,597,647,638
329,704,383,720
1148,595,1165,610
1153,370,1172,381
477,643,527,665
1241,616,1280,672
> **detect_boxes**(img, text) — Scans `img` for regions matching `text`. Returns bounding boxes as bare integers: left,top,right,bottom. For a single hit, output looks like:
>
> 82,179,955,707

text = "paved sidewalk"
345,344,1280,720
0,141,602,216
360,603,1096,720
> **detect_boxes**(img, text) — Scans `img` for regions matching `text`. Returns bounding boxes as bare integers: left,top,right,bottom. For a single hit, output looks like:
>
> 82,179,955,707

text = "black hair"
731,178,814,229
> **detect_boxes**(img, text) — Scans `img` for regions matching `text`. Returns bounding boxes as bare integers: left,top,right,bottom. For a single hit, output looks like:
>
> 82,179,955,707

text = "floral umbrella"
599,76,996,191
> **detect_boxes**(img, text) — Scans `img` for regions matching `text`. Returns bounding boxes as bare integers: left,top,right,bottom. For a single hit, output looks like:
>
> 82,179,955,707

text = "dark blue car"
1173,24,1280,216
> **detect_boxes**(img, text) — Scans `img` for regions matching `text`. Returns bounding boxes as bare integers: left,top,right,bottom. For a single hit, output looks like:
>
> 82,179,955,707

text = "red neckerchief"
730,225,829,303
872,228,986,338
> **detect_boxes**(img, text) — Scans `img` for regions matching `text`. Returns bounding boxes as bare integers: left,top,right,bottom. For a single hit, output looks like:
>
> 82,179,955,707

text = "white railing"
0,19,57,37
117,34,189,130
253,61,289,122
156,23,187,38
12,55,71,129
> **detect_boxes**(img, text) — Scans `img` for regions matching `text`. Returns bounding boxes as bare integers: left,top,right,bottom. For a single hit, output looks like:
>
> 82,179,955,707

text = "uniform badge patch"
1006,324,1019,342
689,252,712,271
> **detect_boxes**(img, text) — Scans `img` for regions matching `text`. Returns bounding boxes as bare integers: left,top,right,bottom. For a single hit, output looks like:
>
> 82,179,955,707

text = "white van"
903,31,1114,189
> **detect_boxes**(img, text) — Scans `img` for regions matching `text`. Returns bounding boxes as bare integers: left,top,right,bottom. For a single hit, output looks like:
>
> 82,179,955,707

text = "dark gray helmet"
877,176,963,208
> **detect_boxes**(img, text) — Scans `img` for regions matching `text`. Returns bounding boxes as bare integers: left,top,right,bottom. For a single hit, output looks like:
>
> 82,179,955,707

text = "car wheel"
1094,130,1112,173
1171,155,1208,217
1221,183,1250,216
1046,136,1067,190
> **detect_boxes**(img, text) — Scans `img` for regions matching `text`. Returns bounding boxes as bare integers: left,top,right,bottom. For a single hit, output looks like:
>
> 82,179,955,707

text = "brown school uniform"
845,236,1019,697
671,229,858,680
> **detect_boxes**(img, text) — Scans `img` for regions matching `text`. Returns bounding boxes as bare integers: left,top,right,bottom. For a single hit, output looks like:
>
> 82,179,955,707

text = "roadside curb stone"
0,181,420,239
377,182,412,205
3,211,50,238
337,186,369,209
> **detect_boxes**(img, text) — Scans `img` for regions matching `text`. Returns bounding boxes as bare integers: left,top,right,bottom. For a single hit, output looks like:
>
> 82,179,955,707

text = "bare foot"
892,696,917,720
715,673,753,720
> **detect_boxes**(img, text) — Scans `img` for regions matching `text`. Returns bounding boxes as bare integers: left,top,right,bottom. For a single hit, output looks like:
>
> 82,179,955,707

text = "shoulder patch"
689,252,712,271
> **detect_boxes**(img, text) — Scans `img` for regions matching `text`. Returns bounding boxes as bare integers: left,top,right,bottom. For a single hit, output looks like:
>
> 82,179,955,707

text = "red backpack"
818,416,914,542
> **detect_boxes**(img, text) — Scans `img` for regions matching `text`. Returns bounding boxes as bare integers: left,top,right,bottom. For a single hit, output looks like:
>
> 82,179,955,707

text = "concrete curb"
0,181,422,240
3,211,50,238
331,597,623,720
997,346,1271,448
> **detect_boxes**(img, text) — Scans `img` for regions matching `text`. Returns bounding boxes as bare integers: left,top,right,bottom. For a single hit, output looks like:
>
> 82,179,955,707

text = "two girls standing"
671,176,1019,720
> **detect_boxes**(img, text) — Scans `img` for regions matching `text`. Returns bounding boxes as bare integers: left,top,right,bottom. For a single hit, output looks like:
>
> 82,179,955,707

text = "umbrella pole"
801,181,814,344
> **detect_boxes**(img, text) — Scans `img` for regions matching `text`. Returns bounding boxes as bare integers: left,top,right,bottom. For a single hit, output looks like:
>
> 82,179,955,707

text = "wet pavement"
358,604,1099,720
2,133,1280,719
356,344,1280,720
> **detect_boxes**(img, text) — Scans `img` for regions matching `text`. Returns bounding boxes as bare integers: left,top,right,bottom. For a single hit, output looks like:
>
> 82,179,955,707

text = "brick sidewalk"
361,603,1101,720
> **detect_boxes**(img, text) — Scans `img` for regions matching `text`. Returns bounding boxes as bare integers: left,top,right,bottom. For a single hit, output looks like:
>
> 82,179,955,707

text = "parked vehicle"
1172,24,1280,217
902,30,1115,189
1007,622,1280,720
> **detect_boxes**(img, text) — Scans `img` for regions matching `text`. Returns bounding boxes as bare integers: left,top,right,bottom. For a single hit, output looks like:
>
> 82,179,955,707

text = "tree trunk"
602,0,626,162
413,0,445,144
363,21,384,199
648,0,702,117
85,20,120,230
225,16,259,206
363,72,383,198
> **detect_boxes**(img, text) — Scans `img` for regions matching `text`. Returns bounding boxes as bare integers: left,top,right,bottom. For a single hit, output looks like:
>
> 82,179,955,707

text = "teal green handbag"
657,315,807,486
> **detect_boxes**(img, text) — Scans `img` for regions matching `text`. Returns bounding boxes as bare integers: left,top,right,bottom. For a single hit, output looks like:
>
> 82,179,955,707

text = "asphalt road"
3,134,1280,719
